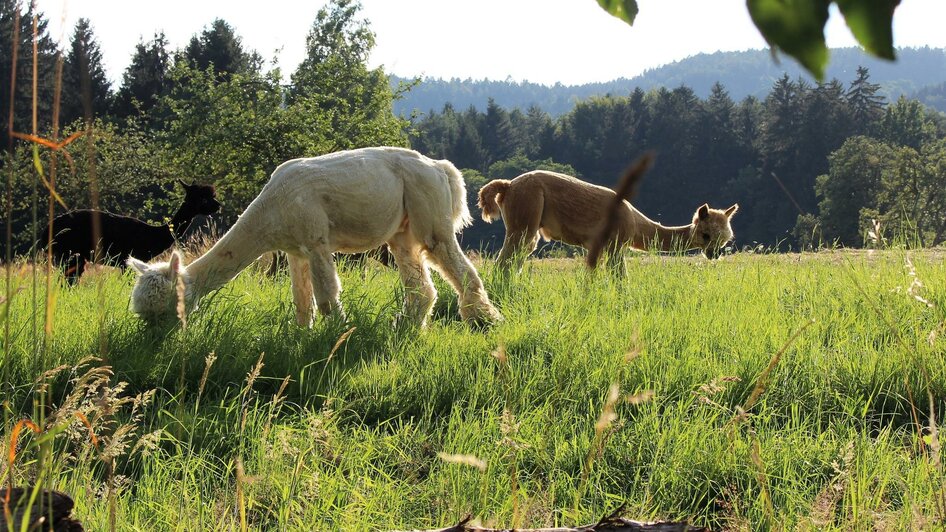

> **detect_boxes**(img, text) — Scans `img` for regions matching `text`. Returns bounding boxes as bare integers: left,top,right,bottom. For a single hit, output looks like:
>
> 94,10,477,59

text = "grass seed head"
437,452,487,471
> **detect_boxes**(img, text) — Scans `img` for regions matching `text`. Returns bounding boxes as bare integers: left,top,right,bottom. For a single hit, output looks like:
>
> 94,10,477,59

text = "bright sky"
33,0,946,87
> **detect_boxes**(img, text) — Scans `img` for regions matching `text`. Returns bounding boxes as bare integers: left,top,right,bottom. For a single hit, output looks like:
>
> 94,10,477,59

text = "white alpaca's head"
127,250,187,323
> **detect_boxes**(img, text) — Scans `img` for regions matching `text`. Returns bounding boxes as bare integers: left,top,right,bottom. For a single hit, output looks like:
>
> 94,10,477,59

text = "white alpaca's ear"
168,250,184,282
725,203,739,218
127,257,150,275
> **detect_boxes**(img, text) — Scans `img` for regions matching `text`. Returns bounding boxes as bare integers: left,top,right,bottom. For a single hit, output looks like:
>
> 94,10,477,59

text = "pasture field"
2,249,945,530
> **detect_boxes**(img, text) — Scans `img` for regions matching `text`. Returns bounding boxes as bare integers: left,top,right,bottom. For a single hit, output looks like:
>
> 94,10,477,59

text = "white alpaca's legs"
307,250,344,320
426,234,503,324
287,254,315,327
388,232,437,327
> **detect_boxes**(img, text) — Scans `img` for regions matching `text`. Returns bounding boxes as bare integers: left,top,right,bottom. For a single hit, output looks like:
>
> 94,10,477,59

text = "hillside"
392,47,946,116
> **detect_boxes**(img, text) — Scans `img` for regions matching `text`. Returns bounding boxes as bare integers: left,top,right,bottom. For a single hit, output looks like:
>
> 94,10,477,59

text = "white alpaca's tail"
434,159,473,231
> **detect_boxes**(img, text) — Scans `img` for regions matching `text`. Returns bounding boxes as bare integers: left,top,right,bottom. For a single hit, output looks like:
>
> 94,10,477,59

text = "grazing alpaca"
478,171,738,270
127,147,503,328
51,181,220,283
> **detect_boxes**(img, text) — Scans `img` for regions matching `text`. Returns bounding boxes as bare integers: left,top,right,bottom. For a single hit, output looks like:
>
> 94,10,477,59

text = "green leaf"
747,0,831,80
835,0,899,60
596,0,639,25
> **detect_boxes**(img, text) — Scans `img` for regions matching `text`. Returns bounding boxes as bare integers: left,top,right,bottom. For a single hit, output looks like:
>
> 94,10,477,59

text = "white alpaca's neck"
184,216,271,303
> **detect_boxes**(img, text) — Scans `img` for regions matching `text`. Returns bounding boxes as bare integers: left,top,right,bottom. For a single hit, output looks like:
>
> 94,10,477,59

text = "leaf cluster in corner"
597,0,900,81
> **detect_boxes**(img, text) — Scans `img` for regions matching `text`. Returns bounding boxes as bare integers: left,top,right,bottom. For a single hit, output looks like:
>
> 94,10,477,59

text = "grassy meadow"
2,249,945,530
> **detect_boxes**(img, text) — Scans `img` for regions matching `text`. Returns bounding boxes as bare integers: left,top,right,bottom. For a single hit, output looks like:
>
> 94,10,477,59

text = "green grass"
2,250,945,530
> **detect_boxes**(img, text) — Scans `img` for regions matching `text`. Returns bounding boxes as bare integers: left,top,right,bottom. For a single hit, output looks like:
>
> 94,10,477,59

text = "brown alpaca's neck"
622,209,694,252
169,203,199,239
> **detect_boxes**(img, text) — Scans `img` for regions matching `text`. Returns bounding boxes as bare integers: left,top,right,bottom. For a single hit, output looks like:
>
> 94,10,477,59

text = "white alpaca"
127,147,503,328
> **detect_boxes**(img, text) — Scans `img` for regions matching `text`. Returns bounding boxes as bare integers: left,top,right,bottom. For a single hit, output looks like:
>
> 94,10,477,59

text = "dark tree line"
410,67,946,249
3,0,944,256
2,0,406,255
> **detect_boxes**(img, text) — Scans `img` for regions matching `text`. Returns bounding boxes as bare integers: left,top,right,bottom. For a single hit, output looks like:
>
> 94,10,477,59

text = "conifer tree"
182,19,259,80
0,0,59,147
112,32,171,124
61,18,111,126
846,66,885,135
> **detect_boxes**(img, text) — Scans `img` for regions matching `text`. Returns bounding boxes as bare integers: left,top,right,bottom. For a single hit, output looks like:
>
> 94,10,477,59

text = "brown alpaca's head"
690,203,738,259
178,179,222,216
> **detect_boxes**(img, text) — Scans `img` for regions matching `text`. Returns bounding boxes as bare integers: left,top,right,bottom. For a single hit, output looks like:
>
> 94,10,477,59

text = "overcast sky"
32,0,946,86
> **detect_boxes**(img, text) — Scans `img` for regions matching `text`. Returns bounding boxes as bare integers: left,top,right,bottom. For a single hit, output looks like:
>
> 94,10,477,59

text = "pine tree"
182,19,259,80
0,0,59,147
61,18,111,126
481,98,514,166
112,32,171,123
846,66,885,135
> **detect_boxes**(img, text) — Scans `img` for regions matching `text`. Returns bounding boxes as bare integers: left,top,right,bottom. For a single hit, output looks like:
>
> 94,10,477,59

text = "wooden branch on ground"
400,509,709,532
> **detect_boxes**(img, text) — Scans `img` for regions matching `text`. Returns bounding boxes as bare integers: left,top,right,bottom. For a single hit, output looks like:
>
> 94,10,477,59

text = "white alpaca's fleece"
128,147,502,328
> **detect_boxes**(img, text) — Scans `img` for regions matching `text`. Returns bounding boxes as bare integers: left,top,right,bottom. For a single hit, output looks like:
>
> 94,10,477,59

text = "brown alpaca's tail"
477,179,511,223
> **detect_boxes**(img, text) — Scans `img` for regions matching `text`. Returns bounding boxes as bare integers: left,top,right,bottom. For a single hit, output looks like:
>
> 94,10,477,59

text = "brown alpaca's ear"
176,179,189,189
697,203,710,221
724,203,739,218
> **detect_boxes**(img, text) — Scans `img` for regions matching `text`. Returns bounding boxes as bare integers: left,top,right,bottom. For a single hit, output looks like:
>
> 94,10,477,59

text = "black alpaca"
51,180,220,283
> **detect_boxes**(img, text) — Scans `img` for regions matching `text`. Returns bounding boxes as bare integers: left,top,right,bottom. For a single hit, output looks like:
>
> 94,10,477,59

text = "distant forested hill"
392,47,946,116
913,82,946,112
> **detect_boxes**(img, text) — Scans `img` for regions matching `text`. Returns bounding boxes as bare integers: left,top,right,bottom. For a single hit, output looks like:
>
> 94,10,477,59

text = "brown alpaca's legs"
497,230,540,273
425,234,503,325
388,231,437,327
495,193,542,273
308,250,345,320
287,253,315,327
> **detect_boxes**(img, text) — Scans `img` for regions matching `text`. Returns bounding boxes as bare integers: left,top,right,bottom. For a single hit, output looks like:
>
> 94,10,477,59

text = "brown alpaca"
478,171,738,270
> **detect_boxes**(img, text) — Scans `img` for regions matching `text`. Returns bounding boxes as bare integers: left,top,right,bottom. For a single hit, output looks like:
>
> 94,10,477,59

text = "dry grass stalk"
198,352,218,399
175,271,187,327
905,256,933,308
437,452,487,472
586,152,654,270
327,326,356,363
235,455,248,532
742,320,815,413
750,437,775,524
241,353,266,433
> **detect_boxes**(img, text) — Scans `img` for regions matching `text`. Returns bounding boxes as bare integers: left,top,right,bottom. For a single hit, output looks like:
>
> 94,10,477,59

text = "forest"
2,0,946,257
392,46,946,117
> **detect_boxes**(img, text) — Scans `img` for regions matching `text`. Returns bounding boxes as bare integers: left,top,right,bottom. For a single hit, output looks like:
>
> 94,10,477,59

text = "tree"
112,32,171,124
287,0,406,152
0,0,59,148
813,136,896,246
60,18,111,126
182,19,260,80
481,98,514,166
845,66,884,135
877,96,938,150
873,140,946,246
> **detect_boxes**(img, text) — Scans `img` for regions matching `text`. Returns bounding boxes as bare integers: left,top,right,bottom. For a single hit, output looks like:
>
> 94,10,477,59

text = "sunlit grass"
2,250,945,530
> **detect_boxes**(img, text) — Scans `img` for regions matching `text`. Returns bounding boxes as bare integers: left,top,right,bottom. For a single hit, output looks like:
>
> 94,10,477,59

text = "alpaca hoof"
461,304,504,330
393,312,426,330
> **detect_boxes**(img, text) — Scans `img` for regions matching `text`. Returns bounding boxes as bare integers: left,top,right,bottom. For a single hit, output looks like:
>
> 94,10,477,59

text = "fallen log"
400,508,709,532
